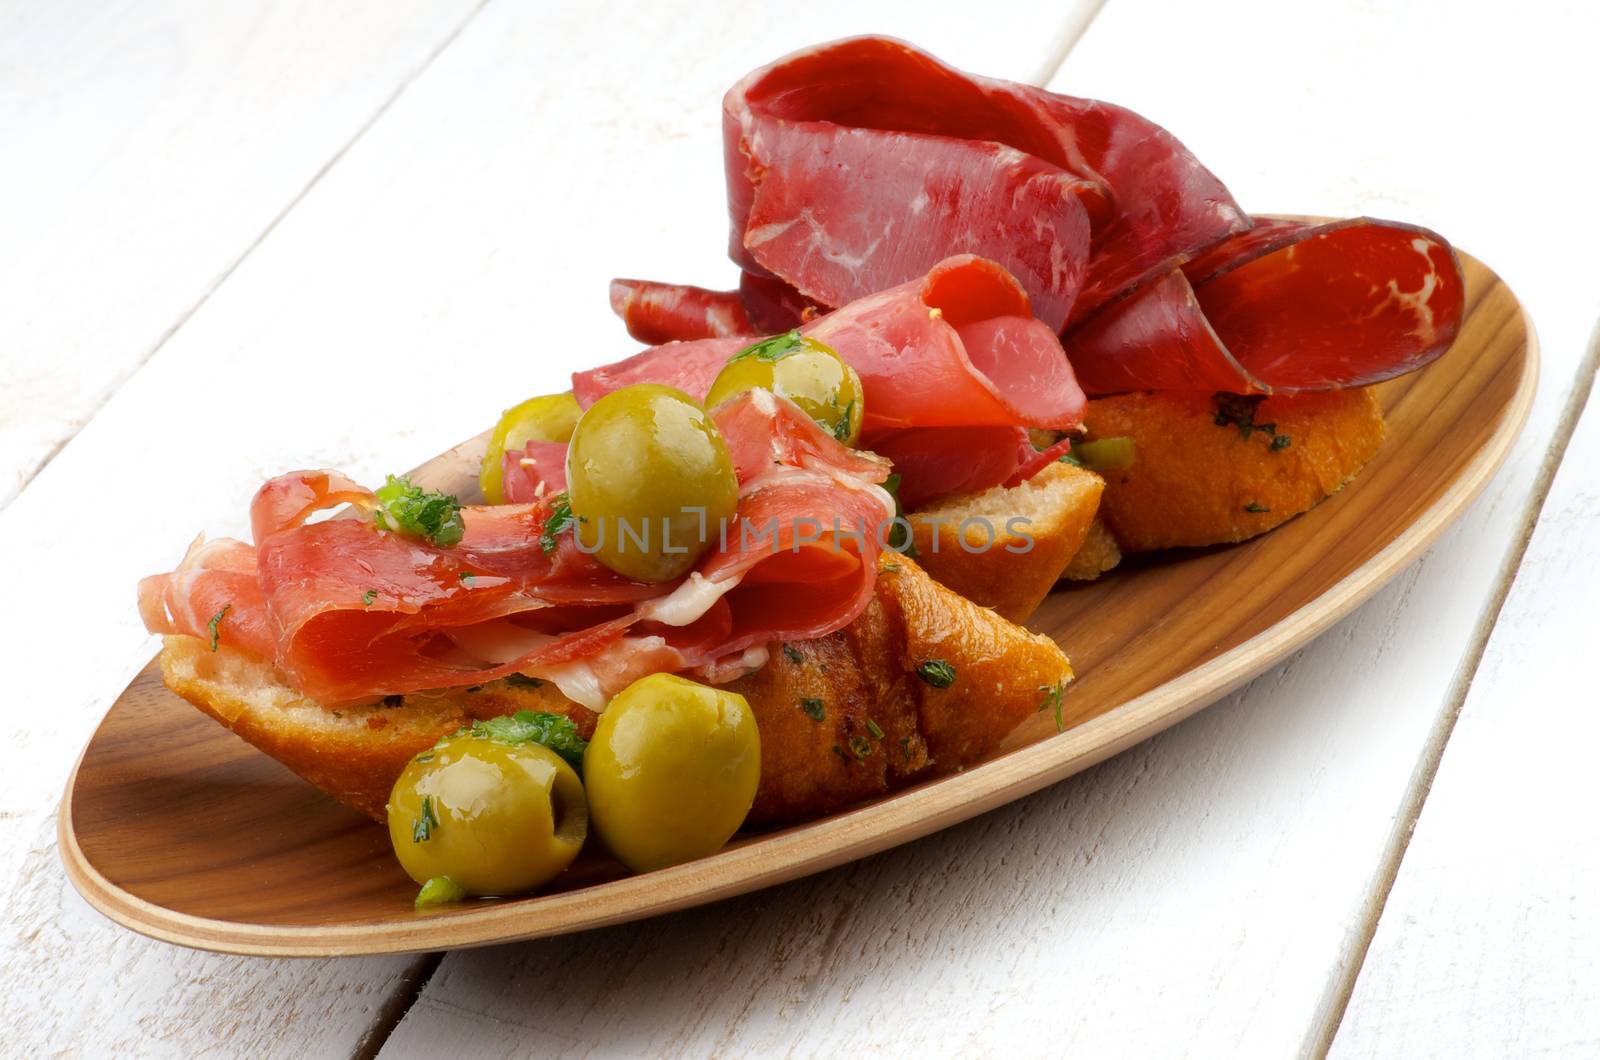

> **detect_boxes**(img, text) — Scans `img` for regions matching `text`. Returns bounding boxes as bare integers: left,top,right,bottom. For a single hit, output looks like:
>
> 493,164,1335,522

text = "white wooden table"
4,2,1596,1055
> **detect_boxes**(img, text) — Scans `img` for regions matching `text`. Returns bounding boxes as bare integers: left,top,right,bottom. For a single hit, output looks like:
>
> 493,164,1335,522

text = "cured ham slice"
139,394,894,708
609,279,751,344
500,439,569,503
1065,218,1466,394
578,256,1086,433
866,426,1036,511
722,37,1247,331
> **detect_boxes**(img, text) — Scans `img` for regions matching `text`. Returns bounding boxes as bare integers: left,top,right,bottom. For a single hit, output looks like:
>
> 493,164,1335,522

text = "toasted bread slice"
160,557,1071,828
1061,516,1122,581
162,637,598,820
1082,388,1385,551
907,460,1103,622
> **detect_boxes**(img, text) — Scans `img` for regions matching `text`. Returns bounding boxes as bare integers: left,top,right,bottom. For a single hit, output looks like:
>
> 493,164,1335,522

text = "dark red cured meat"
578,256,1086,434
722,36,1247,331
866,426,1036,510
139,395,894,704
609,279,752,344
1065,217,1466,394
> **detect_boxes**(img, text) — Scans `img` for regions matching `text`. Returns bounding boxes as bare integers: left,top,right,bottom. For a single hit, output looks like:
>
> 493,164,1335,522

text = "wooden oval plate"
59,248,1534,957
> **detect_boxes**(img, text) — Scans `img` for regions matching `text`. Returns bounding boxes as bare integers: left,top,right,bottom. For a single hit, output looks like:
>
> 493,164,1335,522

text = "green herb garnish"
832,400,855,442
362,589,378,606
729,329,805,363
831,745,850,762
800,697,826,722
539,492,577,555
1037,681,1066,733
1213,393,1292,451
782,644,805,665
866,718,884,740
881,561,902,574
882,473,918,558
848,735,872,759
1244,502,1271,514
372,475,465,548
412,795,439,843
916,659,957,688
505,673,544,689
206,604,231,652
415,875,465,909
451,710,587,770
899,737,912,760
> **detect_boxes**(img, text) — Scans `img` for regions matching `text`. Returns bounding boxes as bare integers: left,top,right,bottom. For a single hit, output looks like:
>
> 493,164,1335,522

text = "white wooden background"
3,1,1595,1055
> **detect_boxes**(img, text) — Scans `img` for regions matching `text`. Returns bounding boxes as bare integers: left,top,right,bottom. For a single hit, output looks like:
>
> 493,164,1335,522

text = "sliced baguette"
160,555,1071,828
1082,388,1385,552
907,459,1103,622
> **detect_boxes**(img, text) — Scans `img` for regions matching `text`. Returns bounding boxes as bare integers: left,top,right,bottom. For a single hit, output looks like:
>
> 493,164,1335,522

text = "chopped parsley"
449,710,587,770
1213,393,1291,451
916,659,957,688
539,492,578,555
372,475,465,548
206,604,231,652
832,400,855,442
899,736,913,761
1244,502,1272,514
800,697,826,722
361,589,378,606
415,875,466,909
729,329,805,363
865,718,884,740
412,795,439,843
882,473,918,558
1037,681,1066,733
782,643,805,665
848,735,873,759
881,561,902,574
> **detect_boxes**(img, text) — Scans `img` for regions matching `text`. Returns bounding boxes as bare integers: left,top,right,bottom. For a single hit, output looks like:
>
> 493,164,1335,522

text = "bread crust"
908,460,1103,623
1083,388,1385,551
159,557,1071,828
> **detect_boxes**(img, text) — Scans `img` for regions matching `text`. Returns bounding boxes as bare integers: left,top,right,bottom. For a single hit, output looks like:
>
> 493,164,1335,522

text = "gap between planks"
1,0,493,517
338,2,1111,1055
1307,318,1600,1059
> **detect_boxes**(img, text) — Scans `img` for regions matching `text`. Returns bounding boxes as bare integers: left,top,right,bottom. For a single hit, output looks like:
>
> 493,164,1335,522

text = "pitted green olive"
480,391,583,504
387,735,587,896
705,334,864,446
566,384,739,582
584,673,760,873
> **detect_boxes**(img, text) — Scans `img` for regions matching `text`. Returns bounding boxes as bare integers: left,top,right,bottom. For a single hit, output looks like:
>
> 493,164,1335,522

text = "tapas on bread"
136,37,1465,908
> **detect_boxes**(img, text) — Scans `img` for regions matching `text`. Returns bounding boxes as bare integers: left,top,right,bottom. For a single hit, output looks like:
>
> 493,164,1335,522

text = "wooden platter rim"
57,251,1538,958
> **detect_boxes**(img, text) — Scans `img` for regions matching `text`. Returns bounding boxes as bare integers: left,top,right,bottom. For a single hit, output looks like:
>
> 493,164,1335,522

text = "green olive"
705,335,865,446
480,391,583,504
566,384,739,582
584,673,760,873
387,735,587,896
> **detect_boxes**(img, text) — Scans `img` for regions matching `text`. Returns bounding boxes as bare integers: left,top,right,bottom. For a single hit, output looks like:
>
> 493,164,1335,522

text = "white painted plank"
383,1,1600,1056
0,0,481,509
1330,351,1600,1058
0,1,1090,1056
